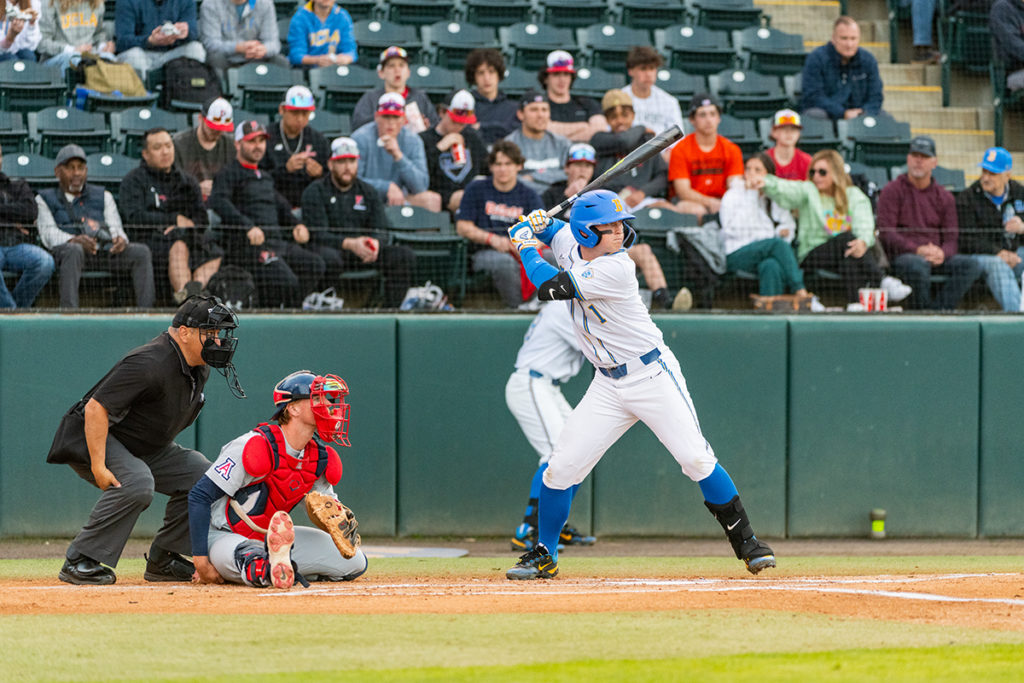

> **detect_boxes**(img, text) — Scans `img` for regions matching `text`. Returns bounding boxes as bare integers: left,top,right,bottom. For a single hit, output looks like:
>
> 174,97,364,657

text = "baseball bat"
546,124,684,218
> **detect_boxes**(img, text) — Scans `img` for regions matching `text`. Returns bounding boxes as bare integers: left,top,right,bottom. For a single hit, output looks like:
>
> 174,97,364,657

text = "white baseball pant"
207,526,367,583
505,369,574,465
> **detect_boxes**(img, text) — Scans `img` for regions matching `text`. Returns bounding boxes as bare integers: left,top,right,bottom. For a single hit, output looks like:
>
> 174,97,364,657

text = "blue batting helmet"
568,189,635,247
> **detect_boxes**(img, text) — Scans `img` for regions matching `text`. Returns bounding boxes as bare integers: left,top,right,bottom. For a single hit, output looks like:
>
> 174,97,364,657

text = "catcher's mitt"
304,492,361,559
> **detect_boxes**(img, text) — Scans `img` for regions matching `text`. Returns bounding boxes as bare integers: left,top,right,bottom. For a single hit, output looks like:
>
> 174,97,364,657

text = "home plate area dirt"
2,572,1022,631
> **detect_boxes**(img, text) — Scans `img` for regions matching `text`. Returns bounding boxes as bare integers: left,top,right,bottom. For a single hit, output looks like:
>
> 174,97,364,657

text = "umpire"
47,295,244,585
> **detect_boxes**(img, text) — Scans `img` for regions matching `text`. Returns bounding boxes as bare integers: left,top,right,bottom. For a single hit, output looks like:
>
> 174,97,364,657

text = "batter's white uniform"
201,432,368,583
542,226,718,490
505,302,586,464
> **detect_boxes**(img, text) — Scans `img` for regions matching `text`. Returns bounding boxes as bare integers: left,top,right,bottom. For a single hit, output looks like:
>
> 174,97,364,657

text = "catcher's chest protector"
227,424,332,539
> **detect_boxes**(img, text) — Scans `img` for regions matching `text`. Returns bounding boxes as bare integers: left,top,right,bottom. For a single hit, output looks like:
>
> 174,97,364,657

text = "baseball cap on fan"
283,85,316,111
55,144,87,167
330,136,359,160
378,45,409,70
235,120,268,142
566,143,596,165
519,88,546,109
202,96,234,132
978,146,1012,174
772,108,802,129
376,91,406,116
545,50,575,74
446,89,476,124
908,135,937,158
687,92,721,117
601,89,633,113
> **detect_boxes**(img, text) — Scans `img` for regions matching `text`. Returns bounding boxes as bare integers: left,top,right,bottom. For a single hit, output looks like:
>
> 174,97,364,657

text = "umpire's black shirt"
47,332,209,464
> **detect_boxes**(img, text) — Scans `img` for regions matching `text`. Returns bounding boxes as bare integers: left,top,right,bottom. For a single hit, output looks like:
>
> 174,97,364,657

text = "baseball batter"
504,189,776,580
188,370,367,588
507,301,595,551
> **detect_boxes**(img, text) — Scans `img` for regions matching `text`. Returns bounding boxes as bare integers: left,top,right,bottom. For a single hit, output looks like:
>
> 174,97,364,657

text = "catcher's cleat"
144,547,195,582
559,523,596,546
510,523,537,552
266,510,296,589
740,537,776,575
59,556,116,585
506,544,558,580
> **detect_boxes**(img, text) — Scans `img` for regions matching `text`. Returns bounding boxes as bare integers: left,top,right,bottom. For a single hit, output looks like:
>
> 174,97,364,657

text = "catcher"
187,370,367,588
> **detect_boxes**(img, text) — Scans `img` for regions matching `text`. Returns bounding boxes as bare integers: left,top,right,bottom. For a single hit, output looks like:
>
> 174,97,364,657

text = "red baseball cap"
446,89,476,124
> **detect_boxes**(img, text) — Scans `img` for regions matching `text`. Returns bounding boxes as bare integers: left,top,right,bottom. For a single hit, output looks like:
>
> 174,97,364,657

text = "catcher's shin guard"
704,495,776,575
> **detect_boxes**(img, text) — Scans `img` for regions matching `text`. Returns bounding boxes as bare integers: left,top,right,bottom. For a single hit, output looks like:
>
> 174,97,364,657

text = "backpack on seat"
159,57,222,109
206,265,257,310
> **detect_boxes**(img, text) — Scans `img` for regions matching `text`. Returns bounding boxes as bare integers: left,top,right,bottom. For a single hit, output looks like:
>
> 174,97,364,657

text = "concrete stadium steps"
753,0,839,40
887,106,992,131
883,84,943,109
879,63,941,87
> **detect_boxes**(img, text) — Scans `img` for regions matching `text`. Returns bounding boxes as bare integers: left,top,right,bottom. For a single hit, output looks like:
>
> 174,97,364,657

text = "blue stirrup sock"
698,463,739,505
538,482,578,561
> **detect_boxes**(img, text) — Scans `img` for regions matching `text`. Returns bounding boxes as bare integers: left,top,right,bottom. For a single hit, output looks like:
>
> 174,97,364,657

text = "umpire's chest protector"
226,423,341,539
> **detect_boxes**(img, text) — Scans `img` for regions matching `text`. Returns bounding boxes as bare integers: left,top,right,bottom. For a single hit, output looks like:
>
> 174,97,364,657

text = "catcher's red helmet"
271,370,351,446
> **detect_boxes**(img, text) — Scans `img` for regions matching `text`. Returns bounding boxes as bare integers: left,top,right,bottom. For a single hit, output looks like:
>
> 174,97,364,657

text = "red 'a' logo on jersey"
214,457,236,481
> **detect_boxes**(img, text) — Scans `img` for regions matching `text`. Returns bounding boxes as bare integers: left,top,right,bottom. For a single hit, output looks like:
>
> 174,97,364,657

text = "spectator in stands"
199,0,286,81
38,0,115,72
504,89,571,197
590,89,670,211
621,46,683,137
0,0,40,62
955,146,1024,311
877,136,980,310
543,142,680,310
260,85,330,209
991,0,1024,91
752,149,911,304
465,47,519,145
120,128,223,305
0,143,53,309
456,140,543,308
351,46,438,133
720,152,806,297
37,144,155,308
173,97,235,201
668,94,743,216
207,120,326,308
538,50,606,142
766,109,812,181
903,0,940,64
800,16,884,121
301,136,416,308
351,92,440,211
421,89,488,214
115,0,206,79
286,0,355,69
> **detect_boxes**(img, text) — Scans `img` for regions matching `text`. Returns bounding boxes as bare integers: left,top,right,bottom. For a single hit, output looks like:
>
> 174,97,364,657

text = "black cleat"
144,547,195,582
59,557,116,585
506,544,558,580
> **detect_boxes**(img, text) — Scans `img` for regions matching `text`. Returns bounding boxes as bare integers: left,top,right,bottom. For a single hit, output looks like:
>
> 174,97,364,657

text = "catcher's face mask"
310,374,351,446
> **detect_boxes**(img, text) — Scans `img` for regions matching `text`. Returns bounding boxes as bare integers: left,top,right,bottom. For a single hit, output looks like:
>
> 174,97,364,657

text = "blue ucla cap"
979,147,1012,174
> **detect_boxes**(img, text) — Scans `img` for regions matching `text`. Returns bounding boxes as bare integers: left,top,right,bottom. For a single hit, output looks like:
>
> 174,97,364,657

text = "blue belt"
528,369,562,386
598,348,662,380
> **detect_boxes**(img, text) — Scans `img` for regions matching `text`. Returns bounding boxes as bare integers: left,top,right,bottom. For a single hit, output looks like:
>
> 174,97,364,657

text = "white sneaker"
671,287,693,311
880,276,912,303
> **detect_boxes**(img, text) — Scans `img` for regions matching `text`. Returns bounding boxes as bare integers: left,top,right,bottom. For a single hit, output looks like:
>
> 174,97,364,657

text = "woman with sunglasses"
719,152,807,298
749,149,910,304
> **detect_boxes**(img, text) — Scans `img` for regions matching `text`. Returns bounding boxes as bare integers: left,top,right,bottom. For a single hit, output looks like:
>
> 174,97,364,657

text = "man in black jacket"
0,144,54,308
207,120,325,308
260,85,332,209
121,128,224,304
955,146,1024,311
991,0,1024,91
301,137,415,308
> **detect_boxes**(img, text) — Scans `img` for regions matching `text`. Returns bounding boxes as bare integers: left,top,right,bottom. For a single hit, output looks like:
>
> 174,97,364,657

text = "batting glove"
508,222,541,253
522,209,552,233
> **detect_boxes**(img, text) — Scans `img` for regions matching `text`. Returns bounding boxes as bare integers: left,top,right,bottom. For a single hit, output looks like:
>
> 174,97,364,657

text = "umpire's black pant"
66,438,210,567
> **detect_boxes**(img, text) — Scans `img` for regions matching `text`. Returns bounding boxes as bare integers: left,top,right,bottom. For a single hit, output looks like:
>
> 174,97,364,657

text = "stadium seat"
278,17,291,56
732,26,806,77
422,20,497,70
114,106,191,157
307,109,351,139
616,0,687,31
654,68,707,101
938,7,990,106
6,151,61,190
657,24,736,76
889,164,966,193
844,161,889,191
500,66,538,97
390,232,467,303
0,111,29,153
406,64,460,105
757,115,840,155
463,0,533,27
576,23,652,73
339,0,380,22
30,106,111,157
839,114,912,168
570,66,627,99
229,62,302,115
685,0,764,32
85,152,137,202
500,22,578,72
0,60,66,112
709,113,762,155
991,57,1024,149
536,0,609,29
709,68,789,120
385,205,453,233
309,63,381,115
232,108,272,128
274,0,298,21
386,0,456,26
631,207,700,289
353,19,422,66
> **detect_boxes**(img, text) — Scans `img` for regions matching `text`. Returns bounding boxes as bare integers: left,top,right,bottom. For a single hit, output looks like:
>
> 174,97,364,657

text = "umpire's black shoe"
59,557,116,585
144,547,195,582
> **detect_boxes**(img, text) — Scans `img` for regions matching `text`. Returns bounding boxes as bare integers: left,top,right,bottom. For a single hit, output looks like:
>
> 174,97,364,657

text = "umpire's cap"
172,295,238,330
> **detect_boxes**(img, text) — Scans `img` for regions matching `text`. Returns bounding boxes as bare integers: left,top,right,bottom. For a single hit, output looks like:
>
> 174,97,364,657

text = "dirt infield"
2,538,1022,632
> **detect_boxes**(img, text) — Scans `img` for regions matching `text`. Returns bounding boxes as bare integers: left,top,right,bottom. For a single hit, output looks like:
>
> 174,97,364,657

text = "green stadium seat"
839,114,912,168
0,60,66,112
386,0,456,26
114,106,191,157
685,0,764,32
307,109,351,139
85,152,137,203
844,161,889,190
757,114,840,155
706,113,762,155
709,68,789,120
30,106,111,157
390,232,467,303
423,20,498,70
654,68,707,101
576,23,652,73
615,0,688,31
353,19,422,66
463,0,533,27
938,7,990,106
340,0,380,22
0,111,29,153
536,0,609,29
308,63,381,115
991,58,1024,149
889,163,966,193
229,62,304,116
500,66,538,97
657,24,736,76
631,207,700,290
571,66,627,99
385,205,453,233
500,22,578,72
406,63,460,105
732,26,806,77
6,151,61,190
